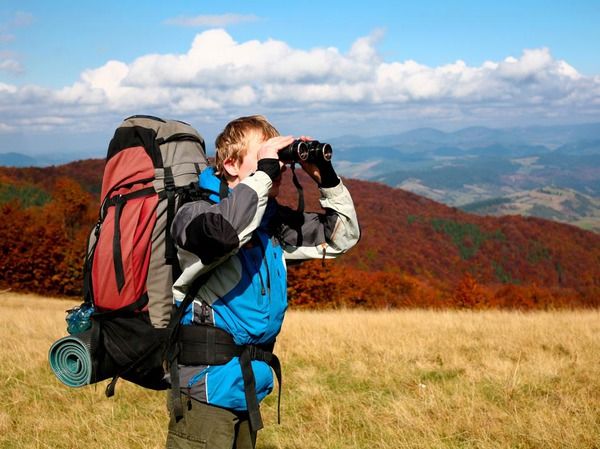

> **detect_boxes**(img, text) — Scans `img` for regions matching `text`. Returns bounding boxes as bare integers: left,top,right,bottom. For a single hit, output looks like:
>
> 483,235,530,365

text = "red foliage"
1,159,600,309
0,159,105,195
280,170,600,309
452,273,490,309
0,175,95,296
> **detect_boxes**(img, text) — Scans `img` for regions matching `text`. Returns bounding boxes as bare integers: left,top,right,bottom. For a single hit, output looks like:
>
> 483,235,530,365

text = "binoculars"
278,140,333,164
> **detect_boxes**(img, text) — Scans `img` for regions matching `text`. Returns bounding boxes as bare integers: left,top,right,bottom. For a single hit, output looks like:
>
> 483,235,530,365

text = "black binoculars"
278,140,333,164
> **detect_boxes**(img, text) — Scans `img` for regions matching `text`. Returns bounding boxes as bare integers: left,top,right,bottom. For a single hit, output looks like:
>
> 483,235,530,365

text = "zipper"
256,236,271,295
253,249,267,296
242,234,269,298
257,270,266,296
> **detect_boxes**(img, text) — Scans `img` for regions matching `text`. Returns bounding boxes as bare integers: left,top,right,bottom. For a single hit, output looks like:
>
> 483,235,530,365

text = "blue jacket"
171,165,359,410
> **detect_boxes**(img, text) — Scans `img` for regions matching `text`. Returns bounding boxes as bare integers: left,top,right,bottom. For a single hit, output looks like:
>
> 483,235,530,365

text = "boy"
168,115,360,448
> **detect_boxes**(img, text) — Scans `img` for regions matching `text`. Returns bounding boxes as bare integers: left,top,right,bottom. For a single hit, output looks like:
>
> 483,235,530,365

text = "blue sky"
1,0,599,157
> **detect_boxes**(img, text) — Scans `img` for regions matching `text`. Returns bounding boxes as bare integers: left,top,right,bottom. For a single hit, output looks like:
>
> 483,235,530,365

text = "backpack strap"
175,325,282,432
83,219,102,305
166,274,209,422
289,163,305,213
103,187,156,293
239,344,281,431
163,165,178,265
219,176,229,200
165,272,283,431
83,185,156,301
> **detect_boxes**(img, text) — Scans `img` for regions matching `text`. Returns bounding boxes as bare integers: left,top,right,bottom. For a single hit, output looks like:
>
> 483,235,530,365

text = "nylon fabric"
51,115,210,395
107,125,162,167
173,169,285,413
100,146,155,203
170,157,359,424
92,190,158,311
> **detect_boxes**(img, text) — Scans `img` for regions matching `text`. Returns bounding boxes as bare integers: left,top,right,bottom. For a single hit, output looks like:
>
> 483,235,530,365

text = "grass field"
1,293,599,449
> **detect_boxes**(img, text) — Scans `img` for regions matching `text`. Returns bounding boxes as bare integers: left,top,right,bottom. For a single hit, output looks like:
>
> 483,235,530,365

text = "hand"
298,160,322,184
295,135,322,184
257,135,295,161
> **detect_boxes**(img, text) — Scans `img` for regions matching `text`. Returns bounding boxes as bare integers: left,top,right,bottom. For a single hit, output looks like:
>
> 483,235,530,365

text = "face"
236,131,262,182
228,131,285,197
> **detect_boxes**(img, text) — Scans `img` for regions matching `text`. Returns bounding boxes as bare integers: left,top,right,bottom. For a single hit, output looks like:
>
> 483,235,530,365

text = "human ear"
222,157,240,177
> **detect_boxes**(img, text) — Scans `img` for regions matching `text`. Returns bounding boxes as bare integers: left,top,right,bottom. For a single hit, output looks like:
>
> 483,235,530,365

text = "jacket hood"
199,166,227,203
199,166,277,228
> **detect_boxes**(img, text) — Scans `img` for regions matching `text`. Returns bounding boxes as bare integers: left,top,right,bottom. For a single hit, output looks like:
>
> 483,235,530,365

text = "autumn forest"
1,159,599,309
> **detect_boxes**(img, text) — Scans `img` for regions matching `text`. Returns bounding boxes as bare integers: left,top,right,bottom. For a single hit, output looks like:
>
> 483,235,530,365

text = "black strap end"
173,397,184,422
105,376,119,397
249,410,264,432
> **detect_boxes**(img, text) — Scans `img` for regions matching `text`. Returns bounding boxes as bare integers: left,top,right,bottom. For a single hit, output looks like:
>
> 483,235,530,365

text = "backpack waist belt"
176,325,282,433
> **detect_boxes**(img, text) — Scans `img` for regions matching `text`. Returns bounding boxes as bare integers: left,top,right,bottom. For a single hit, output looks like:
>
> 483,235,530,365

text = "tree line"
1,161,599,309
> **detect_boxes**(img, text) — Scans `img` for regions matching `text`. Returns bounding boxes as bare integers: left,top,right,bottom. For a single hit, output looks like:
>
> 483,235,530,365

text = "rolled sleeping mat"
48,330,113,387
49,317,170,391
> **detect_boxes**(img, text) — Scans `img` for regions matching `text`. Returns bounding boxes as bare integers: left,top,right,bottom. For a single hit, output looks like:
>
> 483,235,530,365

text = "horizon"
2,120,600,165
2,120,599,163
1,1,600,156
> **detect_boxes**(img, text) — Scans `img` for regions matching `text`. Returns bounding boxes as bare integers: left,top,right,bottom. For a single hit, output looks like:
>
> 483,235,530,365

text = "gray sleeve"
278,180,360,260
172,171,272,266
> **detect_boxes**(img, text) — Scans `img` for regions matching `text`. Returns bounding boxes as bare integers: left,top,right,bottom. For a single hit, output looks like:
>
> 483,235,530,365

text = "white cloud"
165,13,259,28
0,11,34,78
0,29,599,138
0,82,17,93
0,57,23,74
348,28,384,63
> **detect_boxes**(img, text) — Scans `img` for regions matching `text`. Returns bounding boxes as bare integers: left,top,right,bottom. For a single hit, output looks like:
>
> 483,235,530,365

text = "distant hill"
0,151,102,168
325,124,600,213
0,159,105,195
2,159,598,309
0,152,38,167
5,122,599,211
329,125,600,214
374,151,600,207
460,187,600,233
337,142,600,236
329,122,600,151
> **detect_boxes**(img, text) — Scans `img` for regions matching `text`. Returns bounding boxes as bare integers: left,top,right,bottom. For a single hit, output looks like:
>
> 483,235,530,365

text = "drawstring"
219,176,229,200
289,163,304,213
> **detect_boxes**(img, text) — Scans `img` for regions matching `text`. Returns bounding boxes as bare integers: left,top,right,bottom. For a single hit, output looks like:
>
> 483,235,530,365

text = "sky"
1,0,600,158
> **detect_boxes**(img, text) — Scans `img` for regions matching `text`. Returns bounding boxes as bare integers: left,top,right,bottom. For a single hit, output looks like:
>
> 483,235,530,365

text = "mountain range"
327,123,600,231
461,187,600,233
2,122,600,232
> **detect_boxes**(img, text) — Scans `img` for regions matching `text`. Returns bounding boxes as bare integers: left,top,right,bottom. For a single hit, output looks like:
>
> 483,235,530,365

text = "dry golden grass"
1,292,599,449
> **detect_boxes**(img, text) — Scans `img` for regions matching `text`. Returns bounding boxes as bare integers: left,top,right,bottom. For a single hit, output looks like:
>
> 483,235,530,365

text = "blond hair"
214,115,280,176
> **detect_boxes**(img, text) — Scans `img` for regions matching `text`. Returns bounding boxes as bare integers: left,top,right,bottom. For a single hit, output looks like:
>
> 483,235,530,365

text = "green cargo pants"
166,395,257,449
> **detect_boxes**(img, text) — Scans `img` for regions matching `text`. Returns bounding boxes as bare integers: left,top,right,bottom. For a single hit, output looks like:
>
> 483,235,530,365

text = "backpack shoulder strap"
166,272,210,422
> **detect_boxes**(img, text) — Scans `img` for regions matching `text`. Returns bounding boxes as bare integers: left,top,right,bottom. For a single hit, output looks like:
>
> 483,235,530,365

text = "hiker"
167,115,360,449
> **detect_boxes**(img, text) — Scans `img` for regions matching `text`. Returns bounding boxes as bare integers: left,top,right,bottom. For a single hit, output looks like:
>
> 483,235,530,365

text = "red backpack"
82,115,208,392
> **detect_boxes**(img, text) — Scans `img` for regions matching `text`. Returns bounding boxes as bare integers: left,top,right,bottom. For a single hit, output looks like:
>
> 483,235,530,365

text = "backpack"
81,115,208,393
50,115,281,428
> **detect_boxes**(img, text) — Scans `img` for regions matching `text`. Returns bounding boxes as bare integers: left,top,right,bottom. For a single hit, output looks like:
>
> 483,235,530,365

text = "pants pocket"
166,430,207,449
